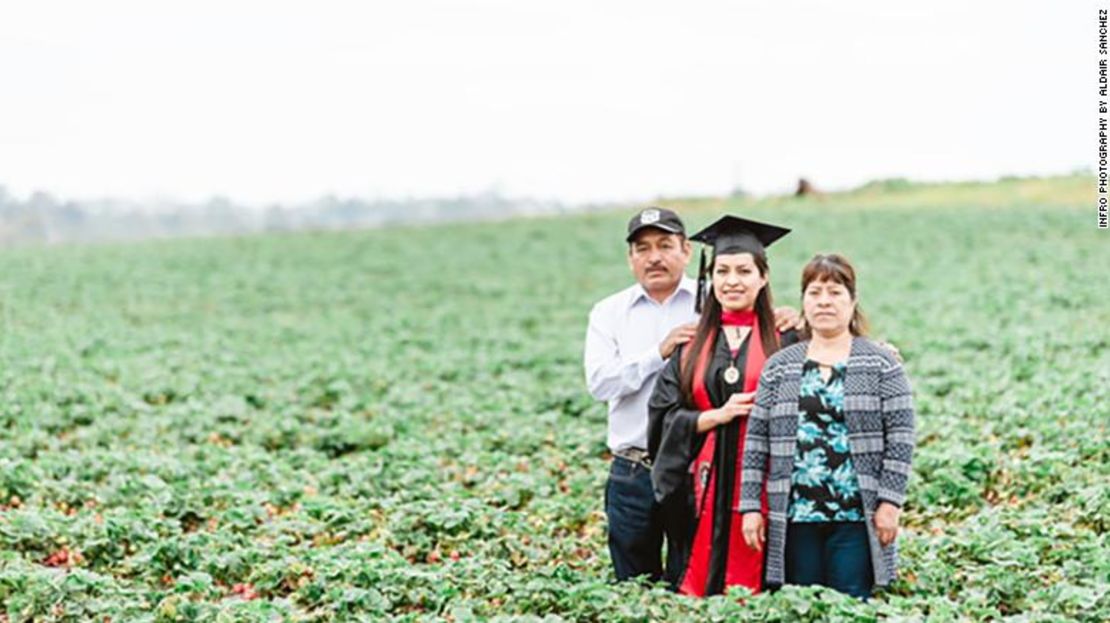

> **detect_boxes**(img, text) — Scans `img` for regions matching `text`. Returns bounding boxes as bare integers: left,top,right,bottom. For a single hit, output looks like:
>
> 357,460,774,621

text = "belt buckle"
618,448,651,468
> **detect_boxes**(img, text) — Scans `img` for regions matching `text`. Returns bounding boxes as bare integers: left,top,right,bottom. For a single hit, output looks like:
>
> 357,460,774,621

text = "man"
583,207,799,585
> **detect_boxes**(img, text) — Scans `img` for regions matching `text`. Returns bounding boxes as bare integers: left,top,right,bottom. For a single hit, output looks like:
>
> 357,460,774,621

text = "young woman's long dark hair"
679,251,781,408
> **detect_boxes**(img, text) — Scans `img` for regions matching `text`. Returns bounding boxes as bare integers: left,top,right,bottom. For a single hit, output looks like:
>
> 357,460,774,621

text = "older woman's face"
712,253,766,312
803,277,855,336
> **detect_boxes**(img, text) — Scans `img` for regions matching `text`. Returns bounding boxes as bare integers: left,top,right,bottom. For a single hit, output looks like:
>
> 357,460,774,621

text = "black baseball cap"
625,207,686,242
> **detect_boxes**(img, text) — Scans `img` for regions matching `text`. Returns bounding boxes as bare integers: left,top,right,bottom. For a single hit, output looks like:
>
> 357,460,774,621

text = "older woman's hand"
741,513,765,552
773,306,804,332
874,502,902,546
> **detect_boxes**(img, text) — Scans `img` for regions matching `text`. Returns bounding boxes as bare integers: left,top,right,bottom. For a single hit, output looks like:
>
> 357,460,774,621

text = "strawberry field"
0,176,1106,621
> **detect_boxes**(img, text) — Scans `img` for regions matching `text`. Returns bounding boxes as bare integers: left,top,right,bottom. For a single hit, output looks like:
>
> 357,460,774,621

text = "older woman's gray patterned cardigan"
737,337,915,588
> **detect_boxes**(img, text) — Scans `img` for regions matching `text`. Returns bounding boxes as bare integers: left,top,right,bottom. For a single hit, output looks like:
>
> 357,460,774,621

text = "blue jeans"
605,457,686,586
785,521,874,599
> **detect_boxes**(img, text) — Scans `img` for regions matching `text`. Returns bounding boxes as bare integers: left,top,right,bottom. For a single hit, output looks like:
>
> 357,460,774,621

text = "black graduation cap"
689,215,791,313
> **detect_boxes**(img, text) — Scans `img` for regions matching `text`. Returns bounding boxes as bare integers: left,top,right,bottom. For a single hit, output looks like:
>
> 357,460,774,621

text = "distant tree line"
0,186,575,245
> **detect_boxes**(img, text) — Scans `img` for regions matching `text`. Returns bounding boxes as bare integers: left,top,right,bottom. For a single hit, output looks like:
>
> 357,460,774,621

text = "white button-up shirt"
584,276,699,453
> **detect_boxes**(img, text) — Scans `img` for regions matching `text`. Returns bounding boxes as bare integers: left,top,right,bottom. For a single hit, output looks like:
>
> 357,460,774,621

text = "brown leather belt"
613,447,652,467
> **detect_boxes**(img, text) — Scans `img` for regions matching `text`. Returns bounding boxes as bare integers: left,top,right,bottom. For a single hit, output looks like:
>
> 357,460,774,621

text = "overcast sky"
0,1,1090,205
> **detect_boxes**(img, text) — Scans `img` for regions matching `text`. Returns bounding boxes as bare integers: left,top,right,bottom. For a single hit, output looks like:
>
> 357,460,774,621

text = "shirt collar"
630,276,697,309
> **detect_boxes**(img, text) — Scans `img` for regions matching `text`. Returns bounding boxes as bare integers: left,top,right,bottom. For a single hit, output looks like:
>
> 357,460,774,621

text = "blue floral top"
788,359,865,523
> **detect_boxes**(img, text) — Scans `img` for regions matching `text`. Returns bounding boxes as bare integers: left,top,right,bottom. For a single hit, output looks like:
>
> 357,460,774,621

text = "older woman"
739,254,915,599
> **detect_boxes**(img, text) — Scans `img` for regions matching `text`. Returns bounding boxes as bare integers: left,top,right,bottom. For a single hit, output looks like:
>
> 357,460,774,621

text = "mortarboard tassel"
695,247,707,314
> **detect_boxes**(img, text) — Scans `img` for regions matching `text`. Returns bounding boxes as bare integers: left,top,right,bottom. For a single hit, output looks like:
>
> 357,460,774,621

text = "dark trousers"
785,521,874,599
605,457,687,587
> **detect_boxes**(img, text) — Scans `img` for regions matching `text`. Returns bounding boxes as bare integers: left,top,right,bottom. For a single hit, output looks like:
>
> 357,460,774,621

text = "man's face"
627,228,692,295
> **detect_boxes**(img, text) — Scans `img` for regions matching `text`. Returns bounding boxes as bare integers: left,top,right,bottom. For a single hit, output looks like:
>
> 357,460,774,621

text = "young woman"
739,254,916,599
647,215,798,596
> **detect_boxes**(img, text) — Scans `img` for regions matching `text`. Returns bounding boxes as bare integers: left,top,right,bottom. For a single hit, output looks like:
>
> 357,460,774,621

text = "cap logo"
640,209,661,225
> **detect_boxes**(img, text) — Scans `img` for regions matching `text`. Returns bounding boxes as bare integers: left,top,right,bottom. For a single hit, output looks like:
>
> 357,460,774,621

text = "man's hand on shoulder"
876,340,903,363
659,322,697,359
